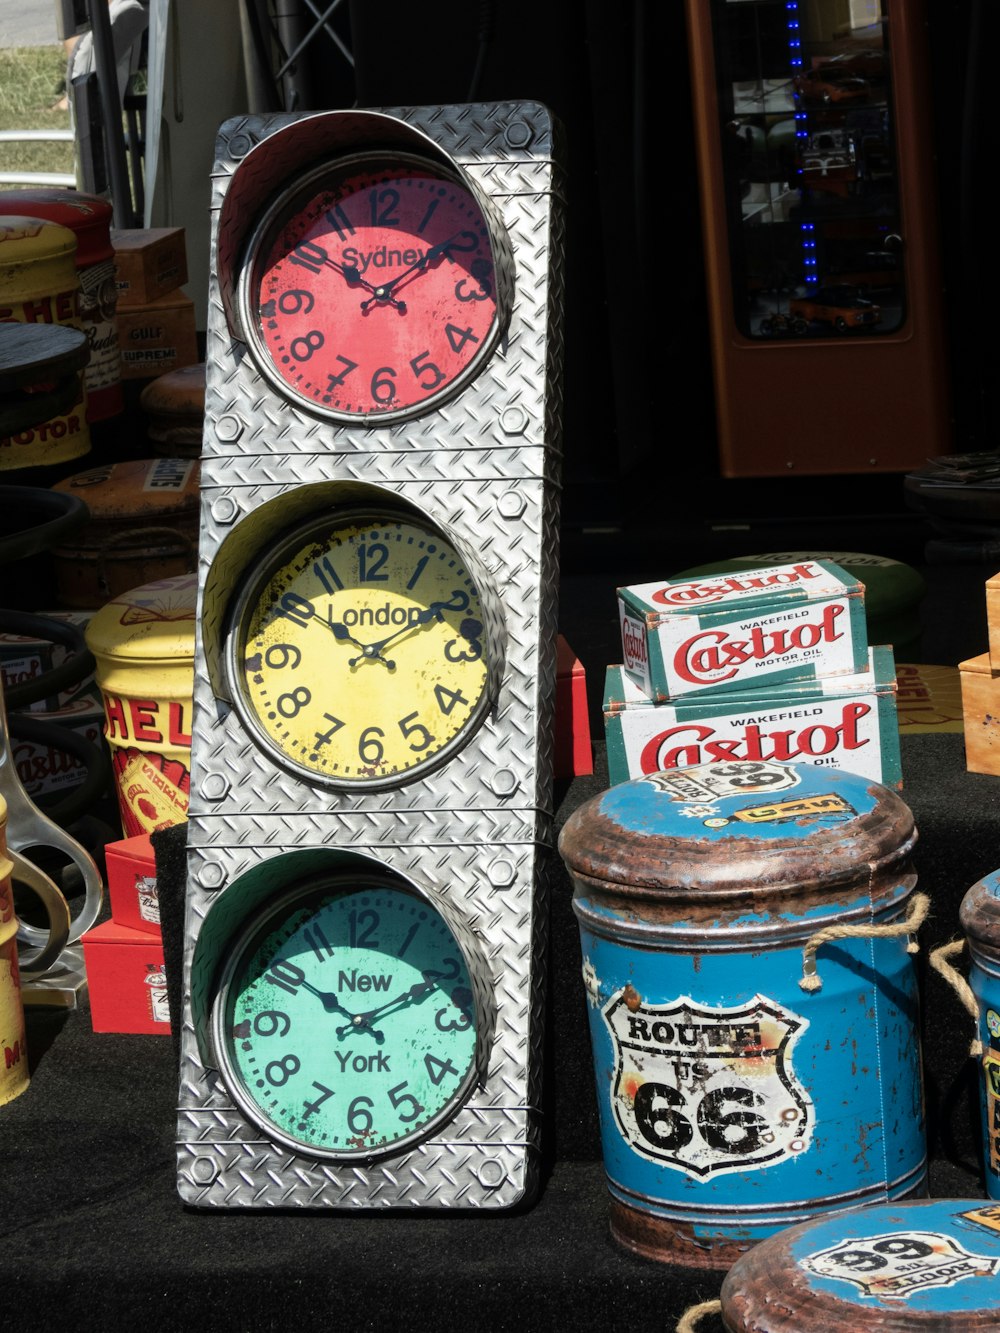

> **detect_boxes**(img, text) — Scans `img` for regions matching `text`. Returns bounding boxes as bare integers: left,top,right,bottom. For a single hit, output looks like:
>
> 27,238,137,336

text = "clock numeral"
445,322,480,355
369,187,401,228
443,231,479,258
425,1053,460,1085
425,956,461,983
276,686,311,718
348,1095,375,1134
398,711,435,753
358,726,386,766
264,643,302,671
289,240,329,274
357,542,389,582
265,1053,301,1087
252,1009,291,1038
324,204,355,240
370,365,397,405
398,922,420,958
435,1006,472,1034
455,275,492,303
409,350,446,391
388,1081,425,1124
444,634,482,664
434,683,470,715
313,556,343,592
348,908,380,950
415,198,440,233
406,554,430,590
302,1081,335,1118
277,288,315,316
313,713,345,749
303,922,334,962
265,959,306,996
290,330,324,362
278,592,314,627
326,356,358,390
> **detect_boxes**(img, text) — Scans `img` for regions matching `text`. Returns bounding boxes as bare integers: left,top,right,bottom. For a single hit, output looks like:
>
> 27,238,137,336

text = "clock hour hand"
318,256,407,311
300,980,387,1045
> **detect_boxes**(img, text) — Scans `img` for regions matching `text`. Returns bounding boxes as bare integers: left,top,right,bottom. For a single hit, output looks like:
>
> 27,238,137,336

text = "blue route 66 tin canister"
959,871,1000,1199
558,760,928,1270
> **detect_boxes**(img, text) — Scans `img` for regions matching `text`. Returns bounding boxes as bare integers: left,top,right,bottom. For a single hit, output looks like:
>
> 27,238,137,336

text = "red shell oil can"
85,572,196,836
558,760,928,1269
0,216,90,474
0,189,121,423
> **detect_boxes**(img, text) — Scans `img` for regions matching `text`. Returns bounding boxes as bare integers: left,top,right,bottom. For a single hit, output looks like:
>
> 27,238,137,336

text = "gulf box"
619,560,867,702
110,227,188,306
604,645,902,789
117,290,198,381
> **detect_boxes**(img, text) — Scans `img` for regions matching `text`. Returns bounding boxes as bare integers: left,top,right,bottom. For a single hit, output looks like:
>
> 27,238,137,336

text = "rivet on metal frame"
216,414,245,442
210,495,240,526
500,406,527,436
487,858,517,889
197,861,226,891
190,1155,221,1186
504,121,533,150
476,1157,508,1189
201,772,230,802
497,491,526,520
488,768,519,797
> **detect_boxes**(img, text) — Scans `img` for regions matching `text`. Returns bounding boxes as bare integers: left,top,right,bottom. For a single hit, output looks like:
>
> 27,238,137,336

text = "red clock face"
248,158,501,420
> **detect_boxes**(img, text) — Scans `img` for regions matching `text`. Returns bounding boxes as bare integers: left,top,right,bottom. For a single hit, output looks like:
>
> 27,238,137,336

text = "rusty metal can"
959,871,1000,1198
0,216,90,473
558,760,927,1269
0,189,122,423
0,794,29,1106
138,361,205,457
50,457,199,609
720,1198,1000,1330
85,572,196,836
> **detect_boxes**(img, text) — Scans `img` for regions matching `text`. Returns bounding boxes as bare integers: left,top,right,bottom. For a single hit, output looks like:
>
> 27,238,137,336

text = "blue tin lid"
721,1199,1000,1330
961,870,1000,952
558,760,916,900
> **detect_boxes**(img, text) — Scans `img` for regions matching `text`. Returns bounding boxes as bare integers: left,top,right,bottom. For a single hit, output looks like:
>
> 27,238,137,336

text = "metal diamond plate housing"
178,102,565,1210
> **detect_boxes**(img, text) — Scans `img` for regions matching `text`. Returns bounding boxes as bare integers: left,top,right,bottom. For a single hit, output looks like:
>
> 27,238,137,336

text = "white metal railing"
0,129,76,188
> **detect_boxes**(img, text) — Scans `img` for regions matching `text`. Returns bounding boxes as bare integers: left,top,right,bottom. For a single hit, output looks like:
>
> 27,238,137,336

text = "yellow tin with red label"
85,572,196,837
0,795,29,1107
0,216,90,473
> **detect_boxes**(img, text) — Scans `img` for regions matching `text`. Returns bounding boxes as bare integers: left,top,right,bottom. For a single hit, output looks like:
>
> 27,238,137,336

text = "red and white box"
618,559,867,702
81,920,170,1034
603,645,901,789
105,832,160,933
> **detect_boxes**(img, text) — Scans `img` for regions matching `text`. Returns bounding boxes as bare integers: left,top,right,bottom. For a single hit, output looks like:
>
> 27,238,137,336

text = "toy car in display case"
758,311,808,337
793,67,870,105
789,284,881,331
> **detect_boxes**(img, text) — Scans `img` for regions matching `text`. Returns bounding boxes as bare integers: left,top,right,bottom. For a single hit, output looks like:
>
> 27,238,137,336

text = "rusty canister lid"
559,761,916,907
85,572,197,665
960,870,1000,959
139,362,205,457
52,458,199,529
719,1198,1000,1330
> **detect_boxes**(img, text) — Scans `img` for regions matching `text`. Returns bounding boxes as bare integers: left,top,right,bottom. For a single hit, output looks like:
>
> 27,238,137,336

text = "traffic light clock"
177,104,566,1210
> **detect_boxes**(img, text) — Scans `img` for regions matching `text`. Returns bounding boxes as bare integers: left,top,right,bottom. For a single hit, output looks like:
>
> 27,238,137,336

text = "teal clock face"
213,876,481,1158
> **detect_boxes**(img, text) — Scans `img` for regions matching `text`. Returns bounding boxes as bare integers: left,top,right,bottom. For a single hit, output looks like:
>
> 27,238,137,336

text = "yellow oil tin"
0,216,90,473
0,794,29,1107
0,190,121,423
51,458,200,609
85,572,197,837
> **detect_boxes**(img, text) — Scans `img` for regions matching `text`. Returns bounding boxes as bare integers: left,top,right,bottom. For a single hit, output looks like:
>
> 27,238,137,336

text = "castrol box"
618,559,867,701
603,645,901,789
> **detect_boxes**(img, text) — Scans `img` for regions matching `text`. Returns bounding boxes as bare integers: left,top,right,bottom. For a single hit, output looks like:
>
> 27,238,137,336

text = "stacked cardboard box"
81,834,169,1034
604,559,903,789
110,228,198,380
958,573,1000,775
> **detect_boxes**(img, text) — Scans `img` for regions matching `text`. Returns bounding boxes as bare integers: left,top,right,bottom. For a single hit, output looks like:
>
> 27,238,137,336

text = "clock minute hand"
360,232,465,310
351,979,437,1027
354,590,471,665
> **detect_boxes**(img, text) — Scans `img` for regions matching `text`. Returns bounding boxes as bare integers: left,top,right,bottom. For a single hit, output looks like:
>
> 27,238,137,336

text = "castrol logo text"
674,603,845,686
621,615,647,673
651,562,821,609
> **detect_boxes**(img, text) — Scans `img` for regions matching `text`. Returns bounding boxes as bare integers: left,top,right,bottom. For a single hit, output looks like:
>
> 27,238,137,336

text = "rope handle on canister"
676,1300,723,1333
928,937,982,1057
799,892,931,993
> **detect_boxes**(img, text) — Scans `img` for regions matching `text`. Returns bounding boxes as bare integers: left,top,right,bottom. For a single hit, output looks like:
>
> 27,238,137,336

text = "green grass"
0,46,74,185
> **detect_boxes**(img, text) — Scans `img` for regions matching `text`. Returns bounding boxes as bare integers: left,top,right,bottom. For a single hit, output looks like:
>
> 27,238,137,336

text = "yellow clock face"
229,511,491,787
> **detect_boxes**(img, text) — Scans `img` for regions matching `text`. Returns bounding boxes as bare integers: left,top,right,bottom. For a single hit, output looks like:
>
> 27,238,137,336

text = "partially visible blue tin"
959,871,1000,1199
721,1198,1000,1331
558,760,928,1270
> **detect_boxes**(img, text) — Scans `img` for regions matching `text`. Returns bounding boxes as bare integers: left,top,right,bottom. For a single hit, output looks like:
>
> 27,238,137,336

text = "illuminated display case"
686,0,951,476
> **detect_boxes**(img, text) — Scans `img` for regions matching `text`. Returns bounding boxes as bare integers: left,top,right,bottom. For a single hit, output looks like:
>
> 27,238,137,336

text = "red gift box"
105,833,160,934
81,919,170,1034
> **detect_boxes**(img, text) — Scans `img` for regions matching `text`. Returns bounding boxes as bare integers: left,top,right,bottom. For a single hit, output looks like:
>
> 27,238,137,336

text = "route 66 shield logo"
602,991,812,1178
803,1231,1000,1299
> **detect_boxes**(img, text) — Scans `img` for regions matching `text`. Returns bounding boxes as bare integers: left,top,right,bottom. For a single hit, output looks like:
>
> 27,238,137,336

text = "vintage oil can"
559,760,927,1268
